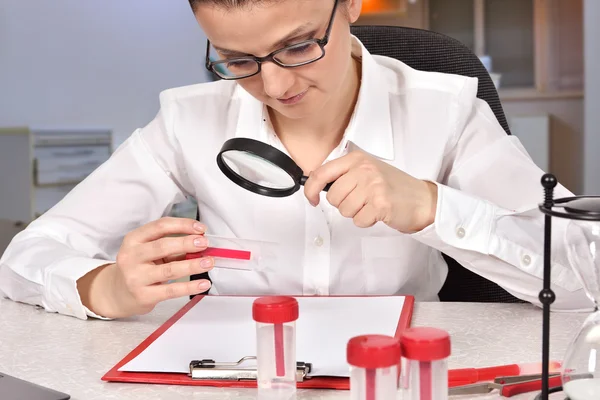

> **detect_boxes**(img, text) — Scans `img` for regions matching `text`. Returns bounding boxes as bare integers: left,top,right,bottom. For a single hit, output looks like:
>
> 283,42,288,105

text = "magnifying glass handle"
300,176,333,192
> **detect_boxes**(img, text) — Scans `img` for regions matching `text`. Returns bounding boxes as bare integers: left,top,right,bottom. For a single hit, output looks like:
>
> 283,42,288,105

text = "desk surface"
0,297,587,400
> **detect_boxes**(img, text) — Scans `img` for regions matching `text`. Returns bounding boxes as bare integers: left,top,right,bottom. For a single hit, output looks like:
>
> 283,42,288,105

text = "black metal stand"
537,174,600,399
539,174,557,400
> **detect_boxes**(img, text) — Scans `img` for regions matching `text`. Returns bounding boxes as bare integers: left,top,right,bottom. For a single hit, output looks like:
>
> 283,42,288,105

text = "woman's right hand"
77,217,214,319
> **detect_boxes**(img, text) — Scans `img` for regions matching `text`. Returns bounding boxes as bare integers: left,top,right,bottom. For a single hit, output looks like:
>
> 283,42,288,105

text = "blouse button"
314,236,324,247
456,227,466,239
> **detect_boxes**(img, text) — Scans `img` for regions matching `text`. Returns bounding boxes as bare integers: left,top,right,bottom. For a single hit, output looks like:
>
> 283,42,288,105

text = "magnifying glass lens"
217,138,331,198
221,150,296,190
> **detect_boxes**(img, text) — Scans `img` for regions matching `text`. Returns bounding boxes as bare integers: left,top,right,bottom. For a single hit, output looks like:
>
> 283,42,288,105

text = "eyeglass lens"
208,41,324,79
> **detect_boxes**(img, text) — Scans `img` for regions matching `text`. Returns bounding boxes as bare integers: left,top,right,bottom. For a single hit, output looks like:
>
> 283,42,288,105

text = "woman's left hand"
304,151,438,233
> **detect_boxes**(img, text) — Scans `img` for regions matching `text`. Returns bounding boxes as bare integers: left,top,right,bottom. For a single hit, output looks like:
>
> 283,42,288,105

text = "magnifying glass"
216,137,333,198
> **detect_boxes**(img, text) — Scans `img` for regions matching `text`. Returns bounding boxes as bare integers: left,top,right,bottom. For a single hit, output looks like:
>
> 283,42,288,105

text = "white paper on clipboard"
118,296,407,377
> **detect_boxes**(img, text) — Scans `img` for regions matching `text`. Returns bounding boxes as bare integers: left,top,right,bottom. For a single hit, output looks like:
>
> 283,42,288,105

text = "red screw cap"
347,334,402,369
252,296,299,324
400,327,451,361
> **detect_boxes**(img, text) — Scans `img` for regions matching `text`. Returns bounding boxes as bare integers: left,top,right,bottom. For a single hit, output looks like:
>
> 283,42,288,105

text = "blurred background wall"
0,0,211,145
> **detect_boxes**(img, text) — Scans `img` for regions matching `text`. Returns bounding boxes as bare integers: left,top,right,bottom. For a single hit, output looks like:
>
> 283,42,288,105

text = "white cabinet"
0,127,112,224
34,144,110,186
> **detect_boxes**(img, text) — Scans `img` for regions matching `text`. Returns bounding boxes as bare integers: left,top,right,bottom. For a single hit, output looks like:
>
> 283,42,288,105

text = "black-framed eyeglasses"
205,0,339,80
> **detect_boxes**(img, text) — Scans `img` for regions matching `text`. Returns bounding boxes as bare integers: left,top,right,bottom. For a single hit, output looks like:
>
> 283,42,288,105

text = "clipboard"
102,294,414,390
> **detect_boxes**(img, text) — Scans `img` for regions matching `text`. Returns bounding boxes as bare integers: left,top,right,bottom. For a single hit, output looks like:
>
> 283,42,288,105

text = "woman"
0,0,592,319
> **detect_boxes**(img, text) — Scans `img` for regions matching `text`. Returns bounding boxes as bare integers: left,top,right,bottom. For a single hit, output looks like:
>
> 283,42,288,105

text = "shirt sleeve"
411,80,593,312
0,104,191,320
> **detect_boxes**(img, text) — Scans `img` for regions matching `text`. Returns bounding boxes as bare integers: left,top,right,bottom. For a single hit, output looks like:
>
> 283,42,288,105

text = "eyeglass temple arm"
322,0,339,44
205,39,211,67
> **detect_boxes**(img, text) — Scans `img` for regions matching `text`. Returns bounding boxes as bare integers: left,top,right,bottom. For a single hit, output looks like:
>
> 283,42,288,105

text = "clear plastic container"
561,219,600,400
347,334,402,400
562,312,600,399
252,296,299,400
400,327,451,400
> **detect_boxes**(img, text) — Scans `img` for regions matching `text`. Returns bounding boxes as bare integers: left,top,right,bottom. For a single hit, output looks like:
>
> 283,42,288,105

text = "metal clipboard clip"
189,356,313,382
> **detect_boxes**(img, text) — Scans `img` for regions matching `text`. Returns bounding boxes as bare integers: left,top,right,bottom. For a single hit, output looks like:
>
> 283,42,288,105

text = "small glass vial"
347,334,402,400
252,296,299,400
400,327,451,400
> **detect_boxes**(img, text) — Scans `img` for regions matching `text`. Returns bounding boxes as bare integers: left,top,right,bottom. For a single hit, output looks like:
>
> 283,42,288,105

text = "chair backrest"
350,25,524,303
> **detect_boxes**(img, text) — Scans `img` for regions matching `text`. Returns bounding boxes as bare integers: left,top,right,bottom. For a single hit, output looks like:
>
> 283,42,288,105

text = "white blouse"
0,36,592,319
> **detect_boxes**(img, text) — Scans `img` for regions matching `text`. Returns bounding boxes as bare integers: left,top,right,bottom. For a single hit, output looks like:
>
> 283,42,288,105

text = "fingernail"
194,237,208,247
193,223,205,233
198,281,211,290
200,258,213,269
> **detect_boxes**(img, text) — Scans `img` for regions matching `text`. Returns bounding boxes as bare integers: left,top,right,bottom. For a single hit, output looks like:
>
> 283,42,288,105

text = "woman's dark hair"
188,0,273,11
188,0,346,12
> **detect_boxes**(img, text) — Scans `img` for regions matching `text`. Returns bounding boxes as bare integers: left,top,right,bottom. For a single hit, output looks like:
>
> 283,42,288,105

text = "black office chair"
192,25,525,303
349,25,524,303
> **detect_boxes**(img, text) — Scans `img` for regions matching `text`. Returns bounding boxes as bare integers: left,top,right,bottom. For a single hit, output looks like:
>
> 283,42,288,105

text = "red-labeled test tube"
347,335,402,400
252,296,299,400
400,327,451,400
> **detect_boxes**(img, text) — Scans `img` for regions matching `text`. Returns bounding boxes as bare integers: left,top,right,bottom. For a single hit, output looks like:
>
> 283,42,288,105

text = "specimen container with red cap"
346,334,402,400
400,327,451,400
252,296,299,399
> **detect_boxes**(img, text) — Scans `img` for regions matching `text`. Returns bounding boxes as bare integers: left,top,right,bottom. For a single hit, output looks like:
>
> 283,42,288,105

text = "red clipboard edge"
101,295,415,389
101,295,204,385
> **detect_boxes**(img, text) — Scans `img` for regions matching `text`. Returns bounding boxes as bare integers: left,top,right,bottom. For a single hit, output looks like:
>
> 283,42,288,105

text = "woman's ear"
346,0,363,23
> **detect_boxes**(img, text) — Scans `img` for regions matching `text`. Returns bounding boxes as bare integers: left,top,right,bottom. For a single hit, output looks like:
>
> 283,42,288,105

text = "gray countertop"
0,297,587,399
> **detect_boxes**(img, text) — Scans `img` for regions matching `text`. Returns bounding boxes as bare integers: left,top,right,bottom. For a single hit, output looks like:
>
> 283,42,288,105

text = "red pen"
449,361,562,386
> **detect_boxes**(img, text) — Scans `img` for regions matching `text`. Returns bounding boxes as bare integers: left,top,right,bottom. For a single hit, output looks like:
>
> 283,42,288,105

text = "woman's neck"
270,57,362,173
